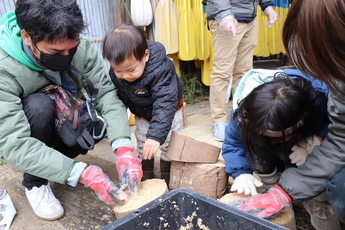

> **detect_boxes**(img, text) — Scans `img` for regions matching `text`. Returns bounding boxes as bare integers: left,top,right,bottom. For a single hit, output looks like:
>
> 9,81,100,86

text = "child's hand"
143,139,160,159
231,173,263,196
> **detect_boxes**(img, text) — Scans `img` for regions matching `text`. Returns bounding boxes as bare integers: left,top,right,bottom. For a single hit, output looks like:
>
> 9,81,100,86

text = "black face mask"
39,51,74,71
33,43,78,71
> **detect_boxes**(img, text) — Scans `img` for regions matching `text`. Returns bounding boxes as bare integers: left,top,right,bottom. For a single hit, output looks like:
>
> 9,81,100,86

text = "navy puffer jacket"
109,40,183,144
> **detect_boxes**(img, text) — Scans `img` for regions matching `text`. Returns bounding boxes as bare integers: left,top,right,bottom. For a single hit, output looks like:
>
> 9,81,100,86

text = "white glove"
264,7,278,27
289,135,322,166
230,173,263,196
219,15,238,36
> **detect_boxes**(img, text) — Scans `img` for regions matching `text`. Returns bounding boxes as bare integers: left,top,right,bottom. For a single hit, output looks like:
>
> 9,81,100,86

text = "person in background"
231,0,345,229
102,24,184,186
0,0,142,221
205,0,278,142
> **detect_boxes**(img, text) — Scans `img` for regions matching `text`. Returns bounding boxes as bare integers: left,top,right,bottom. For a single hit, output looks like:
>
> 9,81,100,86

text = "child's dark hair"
234,72,320,161
102,24,148,65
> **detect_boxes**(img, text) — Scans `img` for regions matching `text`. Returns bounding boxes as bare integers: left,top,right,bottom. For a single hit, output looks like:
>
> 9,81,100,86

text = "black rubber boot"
141,158,154,181
160,159,171,187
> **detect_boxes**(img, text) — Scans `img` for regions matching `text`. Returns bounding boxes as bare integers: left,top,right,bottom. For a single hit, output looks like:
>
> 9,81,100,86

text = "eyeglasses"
267,134,293,143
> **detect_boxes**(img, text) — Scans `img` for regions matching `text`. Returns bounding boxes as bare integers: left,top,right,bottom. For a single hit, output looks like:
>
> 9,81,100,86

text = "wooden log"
169,160,228,199
166,131,221,163
218,193,297,230
114,179,168,219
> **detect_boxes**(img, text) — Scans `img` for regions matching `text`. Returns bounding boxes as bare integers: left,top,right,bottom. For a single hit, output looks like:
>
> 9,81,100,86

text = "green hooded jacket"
0,11,131,184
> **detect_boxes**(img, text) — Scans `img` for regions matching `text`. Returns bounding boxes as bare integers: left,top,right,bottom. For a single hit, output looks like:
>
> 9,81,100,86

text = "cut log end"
166,131,221,163
114,179,168,219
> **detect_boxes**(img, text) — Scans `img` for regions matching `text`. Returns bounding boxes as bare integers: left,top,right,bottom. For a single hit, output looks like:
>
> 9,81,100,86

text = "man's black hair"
15,0,87,43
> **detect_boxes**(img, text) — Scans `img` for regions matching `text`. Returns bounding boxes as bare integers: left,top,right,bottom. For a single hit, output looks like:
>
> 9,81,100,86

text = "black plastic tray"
101,188,289,230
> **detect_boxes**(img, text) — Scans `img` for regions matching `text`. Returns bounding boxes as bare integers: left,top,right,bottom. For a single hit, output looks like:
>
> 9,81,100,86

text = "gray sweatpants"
134,109,183,161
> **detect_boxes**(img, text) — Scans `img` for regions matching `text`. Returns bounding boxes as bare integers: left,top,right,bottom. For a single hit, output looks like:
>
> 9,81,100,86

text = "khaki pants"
209,19,258,122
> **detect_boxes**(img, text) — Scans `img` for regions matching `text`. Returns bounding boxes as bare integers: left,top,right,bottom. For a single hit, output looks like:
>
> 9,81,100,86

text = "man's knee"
22,92,56,141
327,168,345,223
22,93,55,125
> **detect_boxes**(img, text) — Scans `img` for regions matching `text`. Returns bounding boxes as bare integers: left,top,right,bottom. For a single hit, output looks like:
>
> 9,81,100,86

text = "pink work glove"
219,15,238,36
264,7,278,27
79,165,126,204
231,185,292,219
115,147,143,193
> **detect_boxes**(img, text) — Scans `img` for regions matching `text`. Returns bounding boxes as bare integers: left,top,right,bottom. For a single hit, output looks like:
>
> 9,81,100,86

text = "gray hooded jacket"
206,0,274,21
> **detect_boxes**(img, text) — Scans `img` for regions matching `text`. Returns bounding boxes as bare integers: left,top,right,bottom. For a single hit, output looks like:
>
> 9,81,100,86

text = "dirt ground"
0,96,332,230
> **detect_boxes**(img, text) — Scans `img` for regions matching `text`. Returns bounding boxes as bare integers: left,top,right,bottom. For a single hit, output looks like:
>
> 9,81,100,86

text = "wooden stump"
169,160,228,199
114,179,168,219
166,131,221,163
218,193,297,230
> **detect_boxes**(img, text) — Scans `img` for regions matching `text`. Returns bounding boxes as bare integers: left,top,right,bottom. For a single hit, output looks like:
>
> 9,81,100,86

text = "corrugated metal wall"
0,0,114,69
0,0,15,16
78,0,114,69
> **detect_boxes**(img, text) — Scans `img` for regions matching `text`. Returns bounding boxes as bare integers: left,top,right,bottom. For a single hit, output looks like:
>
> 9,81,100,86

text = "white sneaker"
25,183,64,220
213,121,227,142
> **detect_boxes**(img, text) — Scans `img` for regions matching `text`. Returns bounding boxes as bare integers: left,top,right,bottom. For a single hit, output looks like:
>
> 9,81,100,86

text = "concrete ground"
0,97,232,230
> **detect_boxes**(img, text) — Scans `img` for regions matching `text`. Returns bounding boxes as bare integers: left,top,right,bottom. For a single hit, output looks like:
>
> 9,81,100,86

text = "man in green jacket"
0,0,143,221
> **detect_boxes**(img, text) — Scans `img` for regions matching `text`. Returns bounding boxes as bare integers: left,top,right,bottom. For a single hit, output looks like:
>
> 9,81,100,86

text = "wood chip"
114,179,168,219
